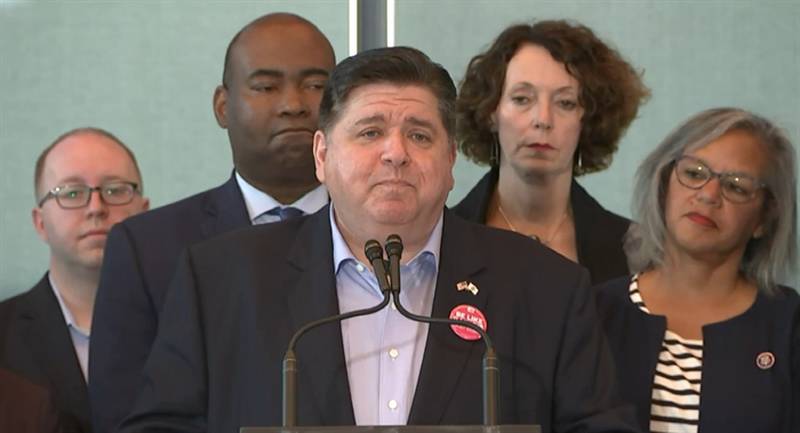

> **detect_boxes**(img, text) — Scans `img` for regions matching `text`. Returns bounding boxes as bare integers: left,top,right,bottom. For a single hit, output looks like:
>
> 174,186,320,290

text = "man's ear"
313,130,328,183
31,207,48,243
212,85,228,129
140,197,150,212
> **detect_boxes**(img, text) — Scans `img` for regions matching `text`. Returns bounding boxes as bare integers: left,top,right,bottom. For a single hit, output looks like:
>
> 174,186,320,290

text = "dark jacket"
452,167,630,285
119,207,639,433
89,175,250,433
0,366,63,433
0,275,89,433
595,276,800,433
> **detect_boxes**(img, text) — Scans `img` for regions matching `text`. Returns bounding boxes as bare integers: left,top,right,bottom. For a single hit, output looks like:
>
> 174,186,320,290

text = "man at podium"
118,46,638,433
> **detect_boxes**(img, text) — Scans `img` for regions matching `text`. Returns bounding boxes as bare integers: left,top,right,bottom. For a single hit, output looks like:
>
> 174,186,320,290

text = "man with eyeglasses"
0,127,149,433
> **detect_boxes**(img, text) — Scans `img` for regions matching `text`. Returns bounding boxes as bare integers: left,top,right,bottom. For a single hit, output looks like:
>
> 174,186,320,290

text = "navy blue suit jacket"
595,276,800,433
89,176,250,433
118,207,639,433
0,275,88,433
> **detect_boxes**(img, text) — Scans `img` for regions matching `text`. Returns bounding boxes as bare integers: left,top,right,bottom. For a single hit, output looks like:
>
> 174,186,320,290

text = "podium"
239,424,542,433
242,426,540,433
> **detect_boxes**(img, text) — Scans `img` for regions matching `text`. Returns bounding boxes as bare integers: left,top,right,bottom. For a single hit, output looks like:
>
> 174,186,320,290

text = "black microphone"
281,240,392,427
385,234,402,295
365,239,391,291
383,234,500,426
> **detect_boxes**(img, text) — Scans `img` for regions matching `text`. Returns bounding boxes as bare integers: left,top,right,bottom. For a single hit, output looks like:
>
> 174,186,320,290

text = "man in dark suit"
0,367,62,433
88,13,336,433
118,47,639,433
0,128,149,433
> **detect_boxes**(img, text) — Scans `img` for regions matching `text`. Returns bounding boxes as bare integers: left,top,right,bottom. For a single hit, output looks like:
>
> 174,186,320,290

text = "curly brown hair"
456,20,650,175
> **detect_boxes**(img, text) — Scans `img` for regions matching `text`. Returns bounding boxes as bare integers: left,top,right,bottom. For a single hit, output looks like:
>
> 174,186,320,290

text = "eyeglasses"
38,181,140,209
673,155,766,204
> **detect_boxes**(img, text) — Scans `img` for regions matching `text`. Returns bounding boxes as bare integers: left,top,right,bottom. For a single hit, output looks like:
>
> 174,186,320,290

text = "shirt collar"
329,204,443,274
48,274,90,337
235,171,328,222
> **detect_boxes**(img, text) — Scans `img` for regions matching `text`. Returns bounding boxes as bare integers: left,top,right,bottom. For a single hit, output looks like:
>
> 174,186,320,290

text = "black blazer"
89,175,250,433
119,207,639,433
595,276,800,433
0,366,63,433
0,275,88,433
452,167,630,285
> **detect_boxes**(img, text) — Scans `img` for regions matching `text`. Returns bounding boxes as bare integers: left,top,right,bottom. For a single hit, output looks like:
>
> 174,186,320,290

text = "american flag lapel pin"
456,280,479,295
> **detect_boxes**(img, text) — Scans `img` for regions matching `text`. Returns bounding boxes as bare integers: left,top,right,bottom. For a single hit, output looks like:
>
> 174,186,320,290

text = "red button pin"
449,304,487,341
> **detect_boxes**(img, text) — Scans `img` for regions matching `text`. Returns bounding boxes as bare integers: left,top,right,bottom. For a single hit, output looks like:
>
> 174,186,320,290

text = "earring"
491,134,500,165
576,148,583,171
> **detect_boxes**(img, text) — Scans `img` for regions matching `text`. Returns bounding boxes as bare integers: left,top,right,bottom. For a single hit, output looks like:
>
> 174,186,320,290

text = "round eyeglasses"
673,155,766,204
38,181,140,209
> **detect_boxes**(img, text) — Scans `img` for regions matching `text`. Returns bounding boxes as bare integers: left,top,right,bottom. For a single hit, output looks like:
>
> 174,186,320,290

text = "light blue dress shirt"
49,275,90,382
235,171,328,223
329,205,442,426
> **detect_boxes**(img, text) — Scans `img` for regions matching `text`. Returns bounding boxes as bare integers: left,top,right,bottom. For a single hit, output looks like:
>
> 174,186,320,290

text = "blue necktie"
253,206,304,224
273,206,304,220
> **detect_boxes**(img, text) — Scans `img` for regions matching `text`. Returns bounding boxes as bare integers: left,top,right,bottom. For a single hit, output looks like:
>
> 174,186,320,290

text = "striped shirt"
629,276,703,433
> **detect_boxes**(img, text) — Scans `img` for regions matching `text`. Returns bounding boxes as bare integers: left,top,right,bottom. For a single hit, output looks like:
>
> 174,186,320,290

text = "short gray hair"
625,107,797,294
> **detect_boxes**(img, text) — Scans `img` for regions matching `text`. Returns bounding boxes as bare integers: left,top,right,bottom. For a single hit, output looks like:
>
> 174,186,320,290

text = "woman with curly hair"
453,20,649,284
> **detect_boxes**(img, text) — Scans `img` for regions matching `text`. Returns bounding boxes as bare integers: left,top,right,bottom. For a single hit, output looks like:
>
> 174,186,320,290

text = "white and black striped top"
629,276,703,433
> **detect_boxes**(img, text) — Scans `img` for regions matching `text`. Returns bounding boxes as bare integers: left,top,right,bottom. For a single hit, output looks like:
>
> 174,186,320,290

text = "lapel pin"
456,280,479,296
756,352,775,370
449,304,487,341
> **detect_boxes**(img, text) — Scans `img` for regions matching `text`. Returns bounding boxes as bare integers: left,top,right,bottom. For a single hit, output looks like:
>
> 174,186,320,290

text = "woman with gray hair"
595,107,798,433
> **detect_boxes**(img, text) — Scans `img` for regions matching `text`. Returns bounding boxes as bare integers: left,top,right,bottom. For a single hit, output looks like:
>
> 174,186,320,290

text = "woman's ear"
489,113,498,132
753,198,774,239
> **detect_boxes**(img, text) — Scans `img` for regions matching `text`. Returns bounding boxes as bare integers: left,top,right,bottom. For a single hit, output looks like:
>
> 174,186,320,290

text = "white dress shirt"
329,205,443,425
49,275,90,382
235,171,328,224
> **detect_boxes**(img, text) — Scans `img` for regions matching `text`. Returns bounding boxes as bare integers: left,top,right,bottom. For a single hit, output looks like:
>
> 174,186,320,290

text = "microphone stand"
384,235,499,426
281,240,392,427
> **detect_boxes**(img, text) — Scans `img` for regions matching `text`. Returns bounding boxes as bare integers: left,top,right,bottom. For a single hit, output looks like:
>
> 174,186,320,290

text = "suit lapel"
200,174,251,238
19,276,90,429
285,207,355,425
408,211,489,424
